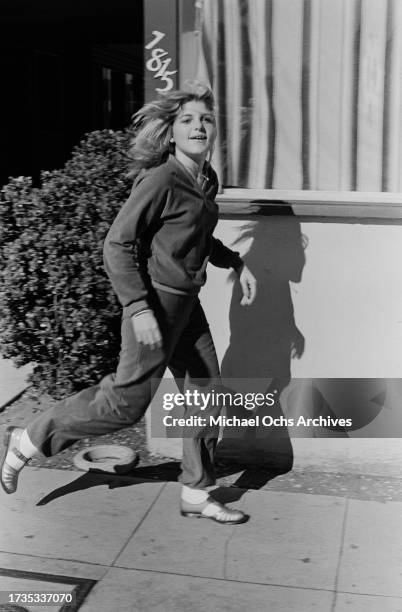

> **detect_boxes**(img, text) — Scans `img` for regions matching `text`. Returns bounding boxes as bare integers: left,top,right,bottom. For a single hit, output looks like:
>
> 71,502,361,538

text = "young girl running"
1,81,256,524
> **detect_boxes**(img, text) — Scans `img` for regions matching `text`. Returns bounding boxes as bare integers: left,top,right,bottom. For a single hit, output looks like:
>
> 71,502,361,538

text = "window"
101,67,113,128
100,67,136,129
124,73,136,121
197,0,402,192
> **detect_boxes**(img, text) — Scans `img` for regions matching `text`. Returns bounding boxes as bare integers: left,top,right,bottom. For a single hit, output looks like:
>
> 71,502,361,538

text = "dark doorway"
0,0,144,186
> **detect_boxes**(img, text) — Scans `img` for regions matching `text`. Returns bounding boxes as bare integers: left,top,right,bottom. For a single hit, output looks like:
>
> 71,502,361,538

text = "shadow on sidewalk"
35,458,289,506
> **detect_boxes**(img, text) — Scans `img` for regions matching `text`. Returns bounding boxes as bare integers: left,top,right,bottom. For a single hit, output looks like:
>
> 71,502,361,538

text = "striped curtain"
197,0,402,191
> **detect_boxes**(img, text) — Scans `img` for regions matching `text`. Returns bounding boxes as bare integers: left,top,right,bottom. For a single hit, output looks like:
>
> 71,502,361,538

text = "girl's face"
171,100,216,164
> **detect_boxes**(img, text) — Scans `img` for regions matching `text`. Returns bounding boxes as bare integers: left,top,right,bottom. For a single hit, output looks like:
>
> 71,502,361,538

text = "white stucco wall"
203,217,402,378
147,214,402,473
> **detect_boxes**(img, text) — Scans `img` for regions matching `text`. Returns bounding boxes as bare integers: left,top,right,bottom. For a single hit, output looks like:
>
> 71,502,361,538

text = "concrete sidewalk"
1,466,401,612
0,357,31,409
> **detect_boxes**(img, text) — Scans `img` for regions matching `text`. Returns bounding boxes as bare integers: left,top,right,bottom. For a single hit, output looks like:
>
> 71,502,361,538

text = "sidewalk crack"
331,498,349,612
222,527,236,580
110,482,167,567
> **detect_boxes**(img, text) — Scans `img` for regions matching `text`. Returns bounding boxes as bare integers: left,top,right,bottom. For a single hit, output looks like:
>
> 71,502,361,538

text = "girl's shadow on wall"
216,206,306,488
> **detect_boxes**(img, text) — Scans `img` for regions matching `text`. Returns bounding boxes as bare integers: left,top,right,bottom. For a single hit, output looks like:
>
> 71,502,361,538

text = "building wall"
205,216,402,379
142,1,402,469
147,213,402,468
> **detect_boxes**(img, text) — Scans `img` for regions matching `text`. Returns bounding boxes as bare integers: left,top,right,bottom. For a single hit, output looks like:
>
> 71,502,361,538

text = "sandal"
180,497,249,524
0,426,30,494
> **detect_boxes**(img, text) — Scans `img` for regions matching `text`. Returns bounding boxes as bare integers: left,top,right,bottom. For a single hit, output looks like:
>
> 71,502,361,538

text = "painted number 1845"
145,30,177,92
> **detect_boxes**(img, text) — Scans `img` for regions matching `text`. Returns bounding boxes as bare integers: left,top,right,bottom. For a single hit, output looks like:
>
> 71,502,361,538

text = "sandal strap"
10,446,30,465
202,502,243,520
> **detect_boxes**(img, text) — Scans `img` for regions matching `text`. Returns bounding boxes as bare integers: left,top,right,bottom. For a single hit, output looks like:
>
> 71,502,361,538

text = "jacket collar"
168,154,212,191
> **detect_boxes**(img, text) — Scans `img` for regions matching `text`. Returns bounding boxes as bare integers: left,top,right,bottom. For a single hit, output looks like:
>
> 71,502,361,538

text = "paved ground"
0,356,31,408
1,360,402,611
0,463,401,612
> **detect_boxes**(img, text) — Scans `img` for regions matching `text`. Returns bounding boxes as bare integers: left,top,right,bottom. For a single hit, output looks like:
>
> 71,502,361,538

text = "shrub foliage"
0,130,133,397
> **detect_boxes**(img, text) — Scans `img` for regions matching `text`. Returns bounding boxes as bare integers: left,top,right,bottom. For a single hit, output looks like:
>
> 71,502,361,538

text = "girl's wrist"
233,259,244,274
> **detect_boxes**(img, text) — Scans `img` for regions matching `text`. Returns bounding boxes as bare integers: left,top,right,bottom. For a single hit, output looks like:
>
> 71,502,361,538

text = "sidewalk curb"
0,384,31,413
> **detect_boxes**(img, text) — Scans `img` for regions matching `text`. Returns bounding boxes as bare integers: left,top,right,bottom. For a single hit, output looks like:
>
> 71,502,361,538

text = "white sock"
20,430,39,458
181,486,209,504
5,429,38,470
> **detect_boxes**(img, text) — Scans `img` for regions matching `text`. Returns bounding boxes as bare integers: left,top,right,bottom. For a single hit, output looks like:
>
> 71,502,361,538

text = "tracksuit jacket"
103,154,243,317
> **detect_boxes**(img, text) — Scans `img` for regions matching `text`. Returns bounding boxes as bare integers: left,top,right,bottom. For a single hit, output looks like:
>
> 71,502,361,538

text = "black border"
0,568,97,612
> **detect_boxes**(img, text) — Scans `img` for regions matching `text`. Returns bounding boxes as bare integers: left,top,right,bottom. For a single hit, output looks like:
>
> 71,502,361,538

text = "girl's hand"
236,264,257,305
131,310,163,350
291,327,305,359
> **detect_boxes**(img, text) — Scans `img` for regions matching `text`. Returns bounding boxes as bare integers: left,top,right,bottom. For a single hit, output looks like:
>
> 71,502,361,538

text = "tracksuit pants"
27,289,221,488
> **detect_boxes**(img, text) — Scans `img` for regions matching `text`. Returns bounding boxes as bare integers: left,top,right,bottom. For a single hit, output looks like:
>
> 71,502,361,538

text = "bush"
0,130,133,397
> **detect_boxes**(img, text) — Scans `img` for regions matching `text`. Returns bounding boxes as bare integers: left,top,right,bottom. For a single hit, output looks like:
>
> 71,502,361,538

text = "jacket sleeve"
103,170,170,318
209,237,243,270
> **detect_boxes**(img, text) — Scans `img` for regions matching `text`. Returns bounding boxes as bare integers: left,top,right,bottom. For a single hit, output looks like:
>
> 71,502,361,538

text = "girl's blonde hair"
128,80,215,177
